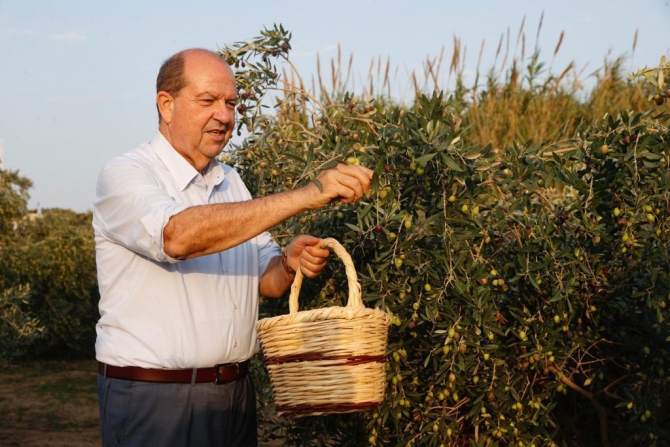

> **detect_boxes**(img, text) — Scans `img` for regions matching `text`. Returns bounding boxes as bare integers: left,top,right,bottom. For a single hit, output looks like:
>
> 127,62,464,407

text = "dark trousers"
97,373,258,447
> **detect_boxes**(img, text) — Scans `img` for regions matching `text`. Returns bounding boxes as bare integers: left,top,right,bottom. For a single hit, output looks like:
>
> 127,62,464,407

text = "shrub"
222,27,670,445
0,208,98,359
0,285,45,363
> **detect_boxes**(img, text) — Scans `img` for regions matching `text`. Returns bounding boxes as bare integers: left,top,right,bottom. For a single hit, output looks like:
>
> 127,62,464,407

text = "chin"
212,144,227,156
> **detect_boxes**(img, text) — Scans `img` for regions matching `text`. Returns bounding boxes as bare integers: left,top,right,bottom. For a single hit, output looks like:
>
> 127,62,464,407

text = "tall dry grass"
276,15,654,151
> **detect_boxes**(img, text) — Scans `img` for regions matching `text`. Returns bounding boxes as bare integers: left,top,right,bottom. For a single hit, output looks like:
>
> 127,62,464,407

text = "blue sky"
1,0,668,212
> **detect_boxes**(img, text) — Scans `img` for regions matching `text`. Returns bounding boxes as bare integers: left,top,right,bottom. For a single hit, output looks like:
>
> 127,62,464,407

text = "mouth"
205,129,226,140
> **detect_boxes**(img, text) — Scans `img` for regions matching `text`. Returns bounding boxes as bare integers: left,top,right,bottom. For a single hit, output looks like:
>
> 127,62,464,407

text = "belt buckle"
214,362,239,385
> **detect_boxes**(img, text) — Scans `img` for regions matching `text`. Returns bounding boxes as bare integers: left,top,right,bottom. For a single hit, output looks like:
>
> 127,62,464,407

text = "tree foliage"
0,169,98,360
0,169,32,238
0,169,45,363
0,285,45,363
222,27,670,446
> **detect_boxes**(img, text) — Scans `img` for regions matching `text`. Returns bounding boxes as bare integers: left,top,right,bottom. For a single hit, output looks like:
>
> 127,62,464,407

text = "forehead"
182,52,236,95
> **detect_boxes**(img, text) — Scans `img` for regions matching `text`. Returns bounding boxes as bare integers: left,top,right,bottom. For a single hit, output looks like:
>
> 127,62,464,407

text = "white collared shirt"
93,132,281,368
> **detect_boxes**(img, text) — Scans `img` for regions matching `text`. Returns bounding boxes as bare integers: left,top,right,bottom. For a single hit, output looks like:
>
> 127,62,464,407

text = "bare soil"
0,360,100,447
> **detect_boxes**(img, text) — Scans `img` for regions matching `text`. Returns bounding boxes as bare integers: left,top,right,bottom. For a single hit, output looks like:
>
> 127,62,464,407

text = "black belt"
98,360,250,384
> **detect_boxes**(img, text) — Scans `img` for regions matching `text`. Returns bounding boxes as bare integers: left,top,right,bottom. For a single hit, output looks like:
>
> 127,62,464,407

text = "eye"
200,99,214,105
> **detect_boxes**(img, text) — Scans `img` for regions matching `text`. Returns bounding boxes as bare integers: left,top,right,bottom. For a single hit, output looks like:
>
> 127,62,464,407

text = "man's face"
163,52,237,171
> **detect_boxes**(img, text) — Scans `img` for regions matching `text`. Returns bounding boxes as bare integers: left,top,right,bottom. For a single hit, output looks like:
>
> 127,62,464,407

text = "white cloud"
50,32,87,42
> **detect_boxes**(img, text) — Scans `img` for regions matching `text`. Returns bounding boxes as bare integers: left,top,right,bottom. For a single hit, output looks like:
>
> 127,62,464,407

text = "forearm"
258,255,295,298
164,186,315,260
163,162,373,260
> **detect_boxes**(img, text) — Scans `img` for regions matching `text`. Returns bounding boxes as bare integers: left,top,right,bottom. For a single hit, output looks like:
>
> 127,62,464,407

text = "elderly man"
93,48,372,446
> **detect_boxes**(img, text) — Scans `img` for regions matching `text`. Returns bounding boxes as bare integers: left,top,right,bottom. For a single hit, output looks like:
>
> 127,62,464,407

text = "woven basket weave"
256,238,391,418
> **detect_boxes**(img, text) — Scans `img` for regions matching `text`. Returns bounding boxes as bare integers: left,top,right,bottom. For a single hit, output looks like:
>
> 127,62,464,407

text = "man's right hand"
306,163,374,209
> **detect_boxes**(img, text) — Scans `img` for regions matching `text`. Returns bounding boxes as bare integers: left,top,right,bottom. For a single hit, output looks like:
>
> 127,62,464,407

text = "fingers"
333,175,365,203
337,162,374,182
285,236,331,278
337,164,373,202
289,234,320,252
314,163,373,205
286,236,330,278
299,244,330,278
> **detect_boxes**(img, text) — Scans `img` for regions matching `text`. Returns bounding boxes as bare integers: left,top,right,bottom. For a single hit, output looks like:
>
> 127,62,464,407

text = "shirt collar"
149,132,225,191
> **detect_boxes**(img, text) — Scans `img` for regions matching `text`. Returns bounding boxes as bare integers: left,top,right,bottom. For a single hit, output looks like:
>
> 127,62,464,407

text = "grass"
275,15,658,153
0,359,284,446
0,360,100,447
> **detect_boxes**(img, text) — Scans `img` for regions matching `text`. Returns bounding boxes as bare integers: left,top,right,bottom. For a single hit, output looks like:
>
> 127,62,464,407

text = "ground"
0,360,284,447
0,360,100,447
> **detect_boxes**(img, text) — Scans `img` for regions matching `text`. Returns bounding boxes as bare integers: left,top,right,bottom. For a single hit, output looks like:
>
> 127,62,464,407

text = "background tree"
0,209,98,359
0,169,45,363
0,169,32,238
0,169,98,360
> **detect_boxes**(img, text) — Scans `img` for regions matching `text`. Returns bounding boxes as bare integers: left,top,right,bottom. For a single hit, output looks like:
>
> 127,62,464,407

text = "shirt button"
233,341,238,348
234,304,238,310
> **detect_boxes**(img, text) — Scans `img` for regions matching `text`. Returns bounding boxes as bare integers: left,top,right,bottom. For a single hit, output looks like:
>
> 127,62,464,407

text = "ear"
156,91,174,124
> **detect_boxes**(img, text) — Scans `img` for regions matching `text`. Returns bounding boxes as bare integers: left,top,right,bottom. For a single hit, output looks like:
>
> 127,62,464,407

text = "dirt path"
0,360,100,447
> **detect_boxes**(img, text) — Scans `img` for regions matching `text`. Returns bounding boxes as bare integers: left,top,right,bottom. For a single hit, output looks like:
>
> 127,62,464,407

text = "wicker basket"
255,238,391,418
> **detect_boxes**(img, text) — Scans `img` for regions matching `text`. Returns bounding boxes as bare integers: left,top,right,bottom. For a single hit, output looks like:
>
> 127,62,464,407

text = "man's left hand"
286,235,330,278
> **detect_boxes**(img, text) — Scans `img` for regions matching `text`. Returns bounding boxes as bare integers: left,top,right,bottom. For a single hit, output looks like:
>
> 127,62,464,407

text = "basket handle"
288,238,363,314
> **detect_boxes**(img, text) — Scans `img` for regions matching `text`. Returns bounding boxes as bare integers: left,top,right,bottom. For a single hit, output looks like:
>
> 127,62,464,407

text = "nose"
213,101,235,125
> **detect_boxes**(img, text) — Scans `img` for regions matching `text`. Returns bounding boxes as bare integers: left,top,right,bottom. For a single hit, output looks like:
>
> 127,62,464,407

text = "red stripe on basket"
264,353,386,365
277,401,382,417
